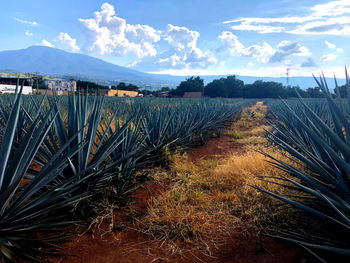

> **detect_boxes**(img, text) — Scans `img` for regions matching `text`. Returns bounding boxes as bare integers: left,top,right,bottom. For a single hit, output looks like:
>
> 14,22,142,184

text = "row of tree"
169,76,326,98
62,76,347,99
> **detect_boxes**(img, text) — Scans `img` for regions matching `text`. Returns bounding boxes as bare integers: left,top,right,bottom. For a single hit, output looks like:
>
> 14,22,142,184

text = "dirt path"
52,102,304,263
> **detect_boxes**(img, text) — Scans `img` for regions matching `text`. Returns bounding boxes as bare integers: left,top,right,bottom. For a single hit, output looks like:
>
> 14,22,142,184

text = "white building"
0,78,32,95
45,79,77,92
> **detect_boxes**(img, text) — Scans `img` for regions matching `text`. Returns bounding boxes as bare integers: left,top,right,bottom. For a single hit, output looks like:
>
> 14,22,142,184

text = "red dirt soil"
51,106,304,263
52,181,302,263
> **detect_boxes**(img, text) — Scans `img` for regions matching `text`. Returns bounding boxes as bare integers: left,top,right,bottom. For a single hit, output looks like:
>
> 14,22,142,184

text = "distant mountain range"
0,46,345,89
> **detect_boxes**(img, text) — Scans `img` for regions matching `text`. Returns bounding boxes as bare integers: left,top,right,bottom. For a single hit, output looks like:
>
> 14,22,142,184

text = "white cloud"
223,1,350,35
323,40,343,55
287,16,350,35
321,53,337,61
159,24,217,68
231,24,284,33
14,17,38,26
58,32,80,52
77,3,218,70
324,40,336,48
126,24,161,43
223,16,316,25
78,3,160,58
244,43,276,62
311,0,350,17
125,60,139,68
269,40,311,63
218,31,245,54
218,32,311,65
164,24,200,51
41,40,54,48
25,30,33,37
218,31,274,63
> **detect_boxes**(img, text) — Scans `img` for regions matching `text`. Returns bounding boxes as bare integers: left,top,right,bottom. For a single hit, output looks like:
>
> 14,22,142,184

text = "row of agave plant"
0,85,252,262
261,70,350,262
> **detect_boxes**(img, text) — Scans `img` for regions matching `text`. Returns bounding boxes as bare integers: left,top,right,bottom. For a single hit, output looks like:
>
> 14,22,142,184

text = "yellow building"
107,90,139,97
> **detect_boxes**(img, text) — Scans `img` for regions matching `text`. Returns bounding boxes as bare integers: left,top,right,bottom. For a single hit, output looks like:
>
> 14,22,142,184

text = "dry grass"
235,135,267,145
224,129,245,139
141,146,299,241
246,125,271,135
140,101,298,242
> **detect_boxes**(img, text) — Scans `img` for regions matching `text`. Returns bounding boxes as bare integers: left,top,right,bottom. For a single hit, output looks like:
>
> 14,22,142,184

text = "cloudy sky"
2,0,349,77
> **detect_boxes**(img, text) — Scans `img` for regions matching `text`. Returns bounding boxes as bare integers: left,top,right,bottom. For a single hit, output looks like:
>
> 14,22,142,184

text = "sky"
1,0,350,77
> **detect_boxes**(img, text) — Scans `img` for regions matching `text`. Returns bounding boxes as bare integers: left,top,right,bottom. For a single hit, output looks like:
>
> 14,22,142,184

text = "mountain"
0,46,345,89
0,46,179,88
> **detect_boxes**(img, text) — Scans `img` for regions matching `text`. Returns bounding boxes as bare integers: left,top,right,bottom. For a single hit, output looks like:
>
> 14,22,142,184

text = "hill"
0,46,344,89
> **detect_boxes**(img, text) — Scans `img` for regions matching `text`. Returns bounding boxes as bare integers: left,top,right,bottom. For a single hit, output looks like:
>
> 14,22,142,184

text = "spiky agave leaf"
33,90,145,199
0,87,90,262
259,69,350,261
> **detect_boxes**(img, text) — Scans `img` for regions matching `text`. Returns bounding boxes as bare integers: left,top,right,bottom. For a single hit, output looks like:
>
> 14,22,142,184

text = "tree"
161,87,170,92
284,85,307,98
113,82,140,91
305,86,323,98
334,84,347,98
243,80,285,98
204,79,227,97
204,75,244,98
225,75,244,97
116,82,127,90
170,76,204,96
76,80,108,92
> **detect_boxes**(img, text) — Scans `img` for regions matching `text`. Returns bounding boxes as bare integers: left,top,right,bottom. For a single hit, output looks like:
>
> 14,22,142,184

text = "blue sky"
1,0,350,77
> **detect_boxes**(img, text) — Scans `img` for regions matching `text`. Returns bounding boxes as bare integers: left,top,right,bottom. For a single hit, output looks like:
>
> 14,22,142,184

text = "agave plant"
0,87,91,262
257,69,350,261
31,91,146,198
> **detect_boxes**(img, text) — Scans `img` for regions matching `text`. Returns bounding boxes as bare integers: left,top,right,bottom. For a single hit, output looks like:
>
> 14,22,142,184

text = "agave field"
260,72,350,261
0,85,254,262
1,72,350,262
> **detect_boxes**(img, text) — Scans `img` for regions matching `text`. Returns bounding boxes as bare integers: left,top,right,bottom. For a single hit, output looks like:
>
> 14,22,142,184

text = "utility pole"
34,71,39,90
286,68,290,88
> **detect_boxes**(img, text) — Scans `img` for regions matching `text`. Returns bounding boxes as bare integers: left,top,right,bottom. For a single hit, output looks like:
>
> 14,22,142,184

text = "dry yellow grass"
246,125,271,135
140,101,298,242
141,146,299,241
235,135,267,145
224,129,245,139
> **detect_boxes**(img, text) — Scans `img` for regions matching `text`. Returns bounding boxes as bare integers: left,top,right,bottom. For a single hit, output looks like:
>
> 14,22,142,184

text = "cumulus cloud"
14,17,38,26
218,31,274,63
159,24,217,68
218,31,245,54
301,58,317,67
58,32,80,52
218,31,275,63
223,0,350,35
244,43,276,62
269,41,311,63
218,32,312,66
78,3,160,58
41,40,54,48
321,53,337,61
